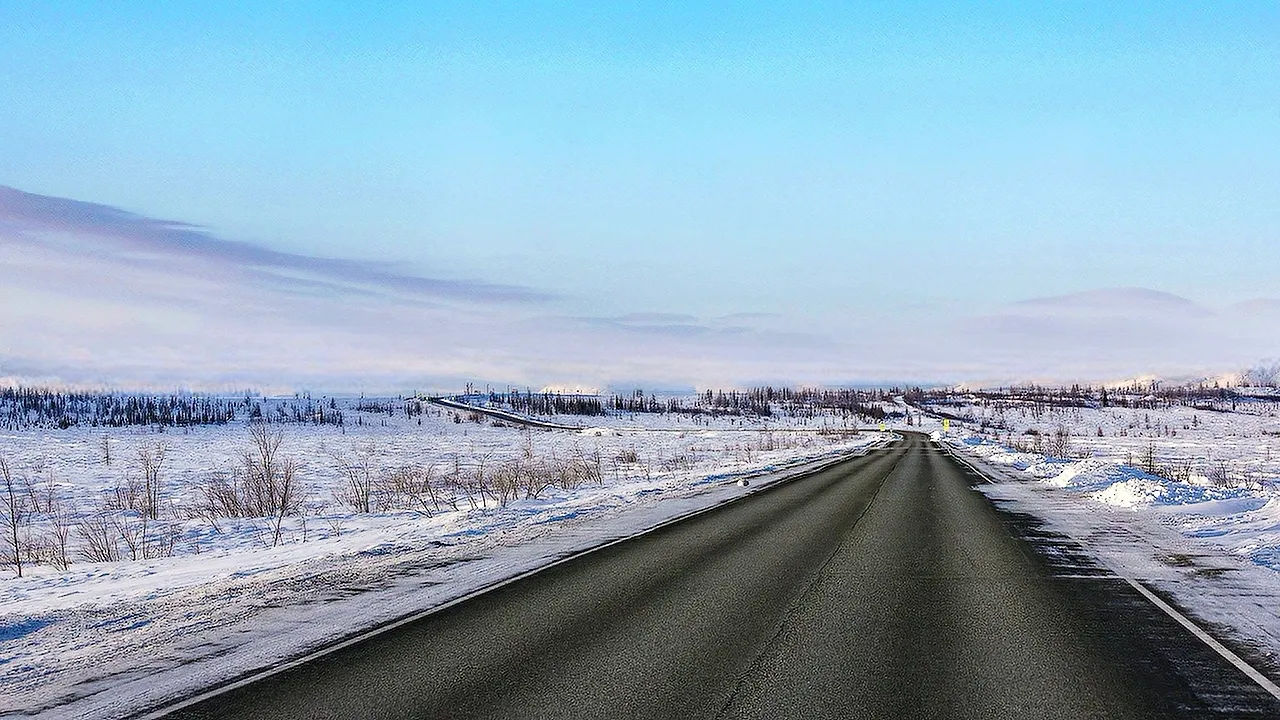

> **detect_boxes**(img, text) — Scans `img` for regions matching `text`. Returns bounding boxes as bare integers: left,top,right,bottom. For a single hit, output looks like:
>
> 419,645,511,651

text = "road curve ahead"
161,435,1280,719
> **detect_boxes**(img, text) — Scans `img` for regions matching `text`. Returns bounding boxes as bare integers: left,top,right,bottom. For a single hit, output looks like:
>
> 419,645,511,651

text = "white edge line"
1123,577,1280,701
135,437,896,719
935,440,997,485
936,438,1280,703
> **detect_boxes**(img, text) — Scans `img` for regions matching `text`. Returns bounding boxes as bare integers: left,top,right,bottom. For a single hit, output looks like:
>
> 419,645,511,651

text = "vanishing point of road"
159,434,1280,719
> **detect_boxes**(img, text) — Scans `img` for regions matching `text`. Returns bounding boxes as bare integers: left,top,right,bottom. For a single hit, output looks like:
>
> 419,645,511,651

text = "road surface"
158,435,1280,718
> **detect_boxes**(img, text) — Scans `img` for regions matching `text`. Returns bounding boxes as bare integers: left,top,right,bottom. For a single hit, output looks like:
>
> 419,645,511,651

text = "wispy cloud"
0,185,551,305
953,288,1279,384
0,186,850,391
1011,288,1213,319
3,185,1279,390
537,312,830,346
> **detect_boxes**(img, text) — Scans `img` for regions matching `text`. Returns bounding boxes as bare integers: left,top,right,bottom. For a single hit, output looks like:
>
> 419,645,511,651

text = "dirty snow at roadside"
931,397,1280,571
0,397,887,719
935,401,1280,679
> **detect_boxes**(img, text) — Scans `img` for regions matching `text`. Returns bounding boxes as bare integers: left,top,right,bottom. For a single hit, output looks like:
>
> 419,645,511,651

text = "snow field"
0,399,886,717
933,399,1280,572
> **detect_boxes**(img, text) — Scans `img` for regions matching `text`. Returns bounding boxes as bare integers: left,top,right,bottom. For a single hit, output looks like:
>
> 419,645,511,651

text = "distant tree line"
488,390,605,416
611,390,674,415
907,381,1277,421
0,387,344,430
606,387,897,421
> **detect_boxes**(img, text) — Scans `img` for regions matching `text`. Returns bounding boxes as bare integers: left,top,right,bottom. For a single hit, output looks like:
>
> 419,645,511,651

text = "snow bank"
950,434,1249,508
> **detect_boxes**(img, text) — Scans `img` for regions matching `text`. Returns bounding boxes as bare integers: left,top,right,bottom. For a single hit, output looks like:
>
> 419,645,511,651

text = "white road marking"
940,439,1280,703
136,443,892,719
1123,576,1280,702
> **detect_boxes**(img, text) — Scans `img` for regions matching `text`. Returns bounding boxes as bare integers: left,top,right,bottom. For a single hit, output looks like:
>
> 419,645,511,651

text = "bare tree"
43,482,73,571
270,458,303,547
244,424,283,517
136,442,168,520
1,456,30,576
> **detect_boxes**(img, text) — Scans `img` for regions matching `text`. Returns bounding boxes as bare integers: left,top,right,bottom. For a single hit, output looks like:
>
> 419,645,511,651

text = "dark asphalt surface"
161,435,1280,719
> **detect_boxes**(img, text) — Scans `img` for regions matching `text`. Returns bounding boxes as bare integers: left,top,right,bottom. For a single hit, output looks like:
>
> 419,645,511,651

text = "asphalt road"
160,435,1280,719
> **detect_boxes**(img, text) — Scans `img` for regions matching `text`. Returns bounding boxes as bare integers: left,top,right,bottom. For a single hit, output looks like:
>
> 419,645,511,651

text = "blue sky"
2,2,1278,389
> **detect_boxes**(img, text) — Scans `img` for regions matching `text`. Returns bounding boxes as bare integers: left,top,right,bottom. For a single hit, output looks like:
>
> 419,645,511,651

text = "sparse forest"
479,386,901,424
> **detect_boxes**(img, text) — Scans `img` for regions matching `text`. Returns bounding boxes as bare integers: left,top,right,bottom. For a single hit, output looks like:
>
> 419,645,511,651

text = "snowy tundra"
0,395,884,718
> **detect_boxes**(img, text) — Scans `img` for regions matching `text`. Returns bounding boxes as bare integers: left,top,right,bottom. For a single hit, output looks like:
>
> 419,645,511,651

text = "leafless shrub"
42,483,73,570
567,448,603,489
440,456,463,511
520,456,555,500
1140,444,1159,475
77,509,121,563
557,446,601,489
22,464,62,516
115,511,180,560
326,515,346,538
115,512,148,561
330,444,381,513
487,461,519,507
659,451,695,473
447,446,609,509
388,464,443,515
1208,460,1232,487
818,427,859,441
1161,459,1194,484
109,474,144,514
188,427,305,547
1044,426,1073,459
195,469,241,527
586,445,604,486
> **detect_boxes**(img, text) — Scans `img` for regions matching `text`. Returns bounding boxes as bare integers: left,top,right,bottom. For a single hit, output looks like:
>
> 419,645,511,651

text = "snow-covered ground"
928,398,1280,567
0,398,887,718
933,397,1280,679
15,388,1280,716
